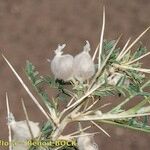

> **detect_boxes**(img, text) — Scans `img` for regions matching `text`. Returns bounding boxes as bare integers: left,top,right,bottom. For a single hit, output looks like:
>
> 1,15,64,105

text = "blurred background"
0,0,150,150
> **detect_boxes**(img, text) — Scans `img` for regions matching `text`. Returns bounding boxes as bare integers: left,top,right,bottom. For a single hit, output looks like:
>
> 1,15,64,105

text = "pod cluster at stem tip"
50,41,95,82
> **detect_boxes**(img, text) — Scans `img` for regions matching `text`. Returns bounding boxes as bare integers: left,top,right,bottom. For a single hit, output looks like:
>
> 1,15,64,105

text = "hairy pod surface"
8,113,40,150
10,120,40,141
77,134,99,150
51,44,74,81
73,41,95,82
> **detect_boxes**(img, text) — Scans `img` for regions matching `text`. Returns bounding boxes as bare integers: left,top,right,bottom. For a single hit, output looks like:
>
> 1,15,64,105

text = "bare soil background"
0,0,150,150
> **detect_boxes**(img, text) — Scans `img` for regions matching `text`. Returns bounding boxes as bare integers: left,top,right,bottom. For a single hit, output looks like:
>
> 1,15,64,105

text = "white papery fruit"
73,41,95,82
8,113,40,150
77,134,99,150
51,44,74,81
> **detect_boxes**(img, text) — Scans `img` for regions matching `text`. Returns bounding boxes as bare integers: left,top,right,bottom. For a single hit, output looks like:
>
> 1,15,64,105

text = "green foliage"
25,61,72,109
41,121,53,137
131,43,147,60
24,38,150,150
101,117,150,133
102,40,120,64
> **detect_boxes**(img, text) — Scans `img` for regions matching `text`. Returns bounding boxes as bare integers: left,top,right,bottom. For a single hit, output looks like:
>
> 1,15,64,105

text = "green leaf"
41,121,53,137
25,60,55,109
100,118,150,133
131,43,147,60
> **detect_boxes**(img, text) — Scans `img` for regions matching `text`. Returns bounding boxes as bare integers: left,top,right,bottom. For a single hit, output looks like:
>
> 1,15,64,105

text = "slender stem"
98,6,105,69
99,120,150,133
125,51,150,65
52,117,71,140
67,126,91,136
114,64,150,73
6,93,13,150
88,36,121,90
69,132,100,138
92,43,99,61
117,38,131,61
83,99,99,112
2,55,50,120
91,121,110,137
21,99,34,139
121,27,150,58
65,83,102,112
75,112,150,121
109,95,135,113
120,97,149,115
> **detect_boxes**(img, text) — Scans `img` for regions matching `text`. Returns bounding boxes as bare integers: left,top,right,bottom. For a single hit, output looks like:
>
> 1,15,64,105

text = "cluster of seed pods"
50,41,95,82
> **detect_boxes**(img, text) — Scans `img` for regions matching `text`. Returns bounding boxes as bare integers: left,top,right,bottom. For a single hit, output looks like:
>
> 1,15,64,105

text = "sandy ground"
0,0,150,150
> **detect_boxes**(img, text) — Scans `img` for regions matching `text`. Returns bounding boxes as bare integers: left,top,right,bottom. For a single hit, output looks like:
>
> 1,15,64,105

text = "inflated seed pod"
51,44,74,81
8,113,40,150
77,134,99,150
73,41,95,82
